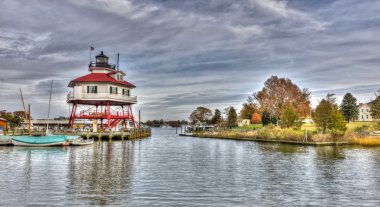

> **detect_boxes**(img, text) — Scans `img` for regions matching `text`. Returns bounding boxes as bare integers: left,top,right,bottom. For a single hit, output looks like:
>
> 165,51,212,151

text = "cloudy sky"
0,0,379,121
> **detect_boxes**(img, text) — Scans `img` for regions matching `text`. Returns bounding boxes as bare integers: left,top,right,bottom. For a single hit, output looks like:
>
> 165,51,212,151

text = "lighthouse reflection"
66,141,136,206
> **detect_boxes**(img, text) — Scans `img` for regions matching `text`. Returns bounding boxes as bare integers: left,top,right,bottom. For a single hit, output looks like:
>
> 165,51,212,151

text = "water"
1,129,380,206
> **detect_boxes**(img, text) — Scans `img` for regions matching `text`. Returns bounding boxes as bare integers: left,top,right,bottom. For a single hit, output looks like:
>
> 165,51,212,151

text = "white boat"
70,138,94,146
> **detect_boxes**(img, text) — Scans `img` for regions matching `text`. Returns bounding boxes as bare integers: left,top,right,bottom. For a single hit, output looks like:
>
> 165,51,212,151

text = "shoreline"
179,133,352,146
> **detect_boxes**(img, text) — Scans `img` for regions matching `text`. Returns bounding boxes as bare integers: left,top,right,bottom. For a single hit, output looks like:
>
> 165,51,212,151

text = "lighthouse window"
122,89,130,96
110,86,118,94
87,86,97,93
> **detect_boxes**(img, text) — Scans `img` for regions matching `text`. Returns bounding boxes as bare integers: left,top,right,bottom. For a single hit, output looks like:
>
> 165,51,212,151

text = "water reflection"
0,129,380,206
257,143,308,154
66,141,135,206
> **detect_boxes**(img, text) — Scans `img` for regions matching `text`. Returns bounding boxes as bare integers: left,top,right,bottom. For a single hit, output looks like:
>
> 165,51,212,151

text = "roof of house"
0,118,7,122
68,73,136,88
358,101,375,107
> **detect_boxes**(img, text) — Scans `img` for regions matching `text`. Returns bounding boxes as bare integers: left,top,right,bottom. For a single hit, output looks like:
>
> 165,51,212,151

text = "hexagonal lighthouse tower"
67,51,137,130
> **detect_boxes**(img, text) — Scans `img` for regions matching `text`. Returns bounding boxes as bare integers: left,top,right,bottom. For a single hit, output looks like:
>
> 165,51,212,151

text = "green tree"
328,110,347,135
211,109,222,125
340,93,359,122
280,105,298,128
189,107,212,126
227,106,237,127
370,95,380,120
1,113,23,130
262,110,271,126
313,94,346,134
262,110,277,126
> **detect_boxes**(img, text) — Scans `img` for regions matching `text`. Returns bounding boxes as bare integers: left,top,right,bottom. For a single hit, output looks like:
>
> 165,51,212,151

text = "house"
0,118,7,131
357,103,377,121
238,119,251,127
302,116,313,124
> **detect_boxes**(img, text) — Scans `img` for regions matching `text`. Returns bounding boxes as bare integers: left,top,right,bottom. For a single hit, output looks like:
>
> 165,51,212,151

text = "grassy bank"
192,122,380,146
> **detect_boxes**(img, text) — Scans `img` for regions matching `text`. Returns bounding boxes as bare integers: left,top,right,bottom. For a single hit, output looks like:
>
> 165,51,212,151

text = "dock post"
109,130,113,142
121,130,125,142
98,131,101,142
86,131,90,140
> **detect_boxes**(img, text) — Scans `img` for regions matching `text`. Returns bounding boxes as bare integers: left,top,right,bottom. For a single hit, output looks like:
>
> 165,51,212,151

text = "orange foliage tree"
251,113,262,124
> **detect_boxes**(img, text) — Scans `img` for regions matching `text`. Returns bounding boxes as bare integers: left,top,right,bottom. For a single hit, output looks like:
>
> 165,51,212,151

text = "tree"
340,93,359,122
253,76,311,120
1,113,23,130
251,113,262,124
189,107,212,125
240,96,260,119
328,110,347,135
371,95,380,120
211,109,222,125
262,111,271,126
313,94,346,134
227,106,237,127
280,105,298,128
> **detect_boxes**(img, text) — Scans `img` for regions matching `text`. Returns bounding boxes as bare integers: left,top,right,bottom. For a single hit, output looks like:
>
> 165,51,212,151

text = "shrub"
251,113,262,124
311,133,333,142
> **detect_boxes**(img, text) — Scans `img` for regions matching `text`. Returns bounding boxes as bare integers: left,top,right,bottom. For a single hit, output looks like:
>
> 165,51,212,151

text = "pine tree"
211,109,222,125
340,93,359,122
227,106,237,127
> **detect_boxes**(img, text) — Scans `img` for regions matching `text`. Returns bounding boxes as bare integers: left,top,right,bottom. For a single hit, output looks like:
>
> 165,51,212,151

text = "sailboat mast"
47,81,53,132
19,88,29,133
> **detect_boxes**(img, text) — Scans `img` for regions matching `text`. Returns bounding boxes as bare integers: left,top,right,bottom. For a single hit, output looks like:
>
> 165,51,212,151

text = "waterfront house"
357,102,378,121
238,119,251,127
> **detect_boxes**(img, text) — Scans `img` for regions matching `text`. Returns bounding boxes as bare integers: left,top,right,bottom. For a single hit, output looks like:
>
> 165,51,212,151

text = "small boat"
70,138,94,146
12,135,80,147
0,136,12,146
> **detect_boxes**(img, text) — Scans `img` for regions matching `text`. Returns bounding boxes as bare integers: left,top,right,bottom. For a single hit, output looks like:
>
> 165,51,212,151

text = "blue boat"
12,135,80,147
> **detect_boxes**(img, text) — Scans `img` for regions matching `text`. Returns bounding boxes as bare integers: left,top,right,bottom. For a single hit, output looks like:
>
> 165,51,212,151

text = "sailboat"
12,81,81,147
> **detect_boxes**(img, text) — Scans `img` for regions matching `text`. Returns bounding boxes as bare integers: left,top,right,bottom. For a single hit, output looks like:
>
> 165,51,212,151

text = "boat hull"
12,140,66,147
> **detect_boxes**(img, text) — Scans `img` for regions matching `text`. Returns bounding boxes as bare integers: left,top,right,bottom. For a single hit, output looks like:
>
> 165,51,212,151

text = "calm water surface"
1,128,380,206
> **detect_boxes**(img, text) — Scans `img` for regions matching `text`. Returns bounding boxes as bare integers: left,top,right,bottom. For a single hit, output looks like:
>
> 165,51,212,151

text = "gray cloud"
0,0,379,120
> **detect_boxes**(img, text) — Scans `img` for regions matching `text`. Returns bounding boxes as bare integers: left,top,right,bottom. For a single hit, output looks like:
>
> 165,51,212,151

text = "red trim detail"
68,73,135,88
69,103,136,130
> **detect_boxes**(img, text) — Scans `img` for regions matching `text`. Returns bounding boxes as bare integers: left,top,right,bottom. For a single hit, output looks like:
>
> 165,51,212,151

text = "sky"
0,0,379,121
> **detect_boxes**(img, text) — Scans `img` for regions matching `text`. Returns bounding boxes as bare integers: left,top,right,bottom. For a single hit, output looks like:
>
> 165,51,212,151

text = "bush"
256,126,304,141
311,133,333,142
251,113,262,124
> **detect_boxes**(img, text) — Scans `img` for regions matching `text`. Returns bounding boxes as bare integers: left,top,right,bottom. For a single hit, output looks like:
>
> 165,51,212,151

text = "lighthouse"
67,51,137,130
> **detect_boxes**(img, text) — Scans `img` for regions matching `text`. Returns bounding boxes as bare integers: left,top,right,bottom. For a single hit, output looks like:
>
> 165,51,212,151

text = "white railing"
67,92,137,103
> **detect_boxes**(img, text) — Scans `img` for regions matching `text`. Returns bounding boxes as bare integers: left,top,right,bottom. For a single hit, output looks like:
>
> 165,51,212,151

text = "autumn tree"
240,96,260,119
211,109,222,125
280,105,298,128
370,95,380,120
189,107,212,126
253,76,311,121
313,94,346,134
251,113,262,124
226,106,238,127
340,93,359,122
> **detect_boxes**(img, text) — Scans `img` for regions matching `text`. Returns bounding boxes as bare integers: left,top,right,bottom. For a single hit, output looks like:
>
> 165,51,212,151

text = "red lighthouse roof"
68,73,136,88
